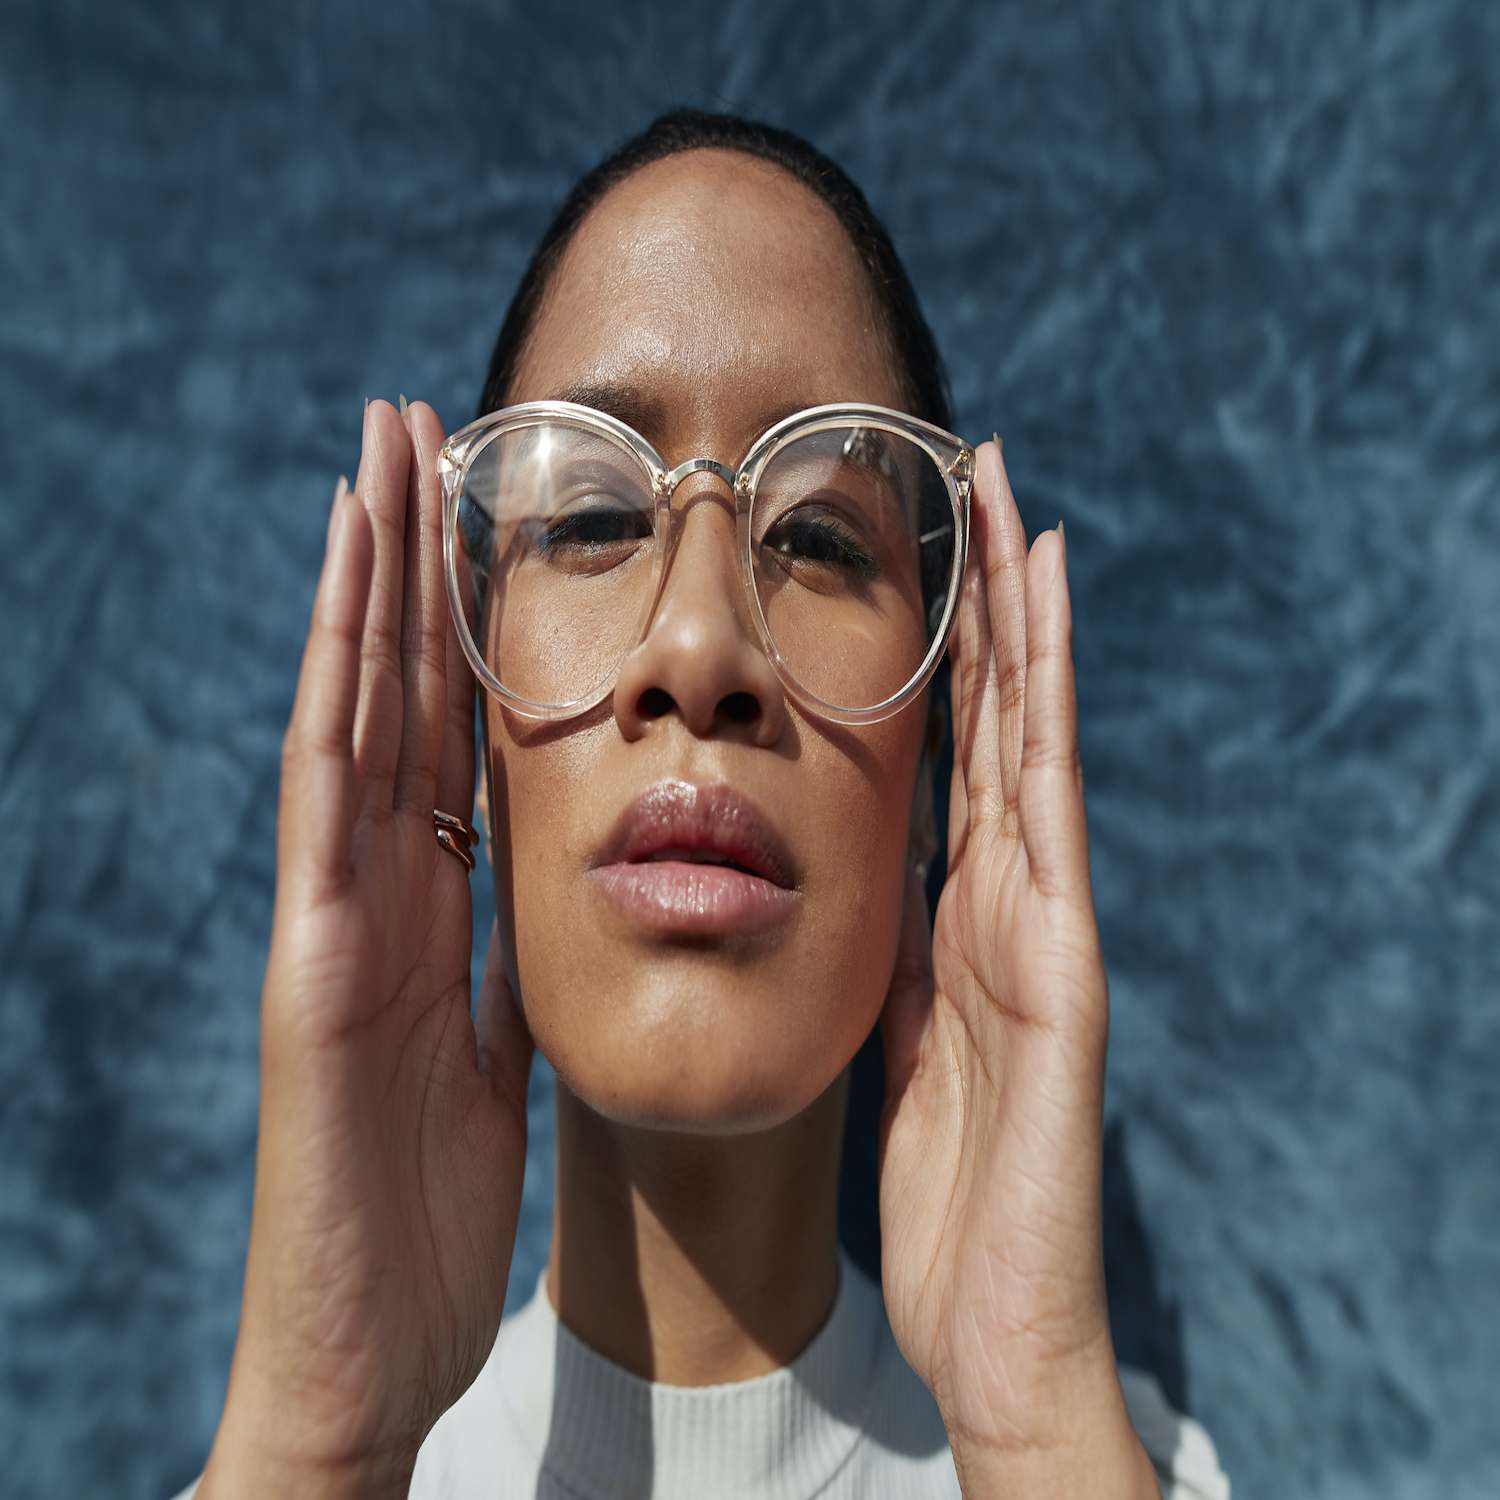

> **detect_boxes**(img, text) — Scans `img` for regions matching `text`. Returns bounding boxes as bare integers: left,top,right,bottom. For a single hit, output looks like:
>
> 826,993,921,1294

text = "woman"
176,111,1228,1498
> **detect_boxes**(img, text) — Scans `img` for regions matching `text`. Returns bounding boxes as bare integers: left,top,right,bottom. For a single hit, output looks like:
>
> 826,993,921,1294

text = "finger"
474,918,534,1122
956,438,1028,837
1018,525,1091,905
402,398,477,822
391,396,449,816
877,863,935,1156
350,400,411,813
946,577,975,858
945,439,1002,855
983,439,1031,826
279,476,374,895
438,543,478,823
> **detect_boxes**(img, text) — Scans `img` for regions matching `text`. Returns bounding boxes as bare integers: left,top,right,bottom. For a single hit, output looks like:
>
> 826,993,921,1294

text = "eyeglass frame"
436,399,976,727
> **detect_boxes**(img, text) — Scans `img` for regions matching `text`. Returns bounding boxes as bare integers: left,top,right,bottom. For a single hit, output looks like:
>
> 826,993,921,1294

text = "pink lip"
587,779,802,937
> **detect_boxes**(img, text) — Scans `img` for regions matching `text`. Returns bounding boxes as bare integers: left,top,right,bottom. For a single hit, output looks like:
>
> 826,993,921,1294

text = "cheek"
484,712,601,942
796,728,920,1011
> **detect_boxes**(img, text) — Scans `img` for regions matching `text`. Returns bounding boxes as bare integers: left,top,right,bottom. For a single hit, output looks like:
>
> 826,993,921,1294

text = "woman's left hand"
876,438,1141,1479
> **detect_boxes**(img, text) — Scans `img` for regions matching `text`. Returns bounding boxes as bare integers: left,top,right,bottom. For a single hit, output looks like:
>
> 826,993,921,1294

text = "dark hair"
473,108,953,429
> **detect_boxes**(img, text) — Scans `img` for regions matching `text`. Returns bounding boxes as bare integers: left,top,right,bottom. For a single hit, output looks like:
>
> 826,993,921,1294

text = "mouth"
587,779,801,936
637,847,766,877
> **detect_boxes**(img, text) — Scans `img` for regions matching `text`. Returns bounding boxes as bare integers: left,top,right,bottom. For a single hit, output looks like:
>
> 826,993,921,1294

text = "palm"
266,814,513,1429
240,399,534,1470
876,441,1113,1455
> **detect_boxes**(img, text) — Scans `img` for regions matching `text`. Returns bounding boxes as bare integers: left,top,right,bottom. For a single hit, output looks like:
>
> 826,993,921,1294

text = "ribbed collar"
489,1245,890,1499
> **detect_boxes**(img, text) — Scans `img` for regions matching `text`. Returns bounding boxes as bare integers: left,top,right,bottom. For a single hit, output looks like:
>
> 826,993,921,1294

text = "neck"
545,1064,849,1387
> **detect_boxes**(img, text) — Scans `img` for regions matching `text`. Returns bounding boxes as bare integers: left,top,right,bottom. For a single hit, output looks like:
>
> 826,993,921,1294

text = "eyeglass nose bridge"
642,453,757,638
653,456,742,498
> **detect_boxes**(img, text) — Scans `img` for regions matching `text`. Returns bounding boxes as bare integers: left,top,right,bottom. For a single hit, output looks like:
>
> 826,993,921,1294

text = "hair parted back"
474,108,954,431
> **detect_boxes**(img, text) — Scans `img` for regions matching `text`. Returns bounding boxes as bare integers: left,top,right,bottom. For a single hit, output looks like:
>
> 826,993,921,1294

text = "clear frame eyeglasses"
437,400,975,727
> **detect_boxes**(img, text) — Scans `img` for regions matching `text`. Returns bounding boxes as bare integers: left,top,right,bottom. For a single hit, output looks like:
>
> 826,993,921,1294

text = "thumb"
878,863,936,1128
475,918,534,1121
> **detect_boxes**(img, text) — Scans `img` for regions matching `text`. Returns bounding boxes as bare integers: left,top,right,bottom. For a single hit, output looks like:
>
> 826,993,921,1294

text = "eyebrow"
544,379,819,450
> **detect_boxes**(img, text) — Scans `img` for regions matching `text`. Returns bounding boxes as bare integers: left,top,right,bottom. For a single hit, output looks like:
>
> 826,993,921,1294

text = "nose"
611,475,788,747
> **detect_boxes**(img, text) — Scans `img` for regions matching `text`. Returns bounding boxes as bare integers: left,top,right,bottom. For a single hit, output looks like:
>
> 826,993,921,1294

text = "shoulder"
1119,1363,1232,1499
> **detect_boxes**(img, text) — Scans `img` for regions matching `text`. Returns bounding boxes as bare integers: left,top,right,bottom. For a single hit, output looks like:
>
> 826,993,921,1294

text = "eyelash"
534,503,648,555
532,500,880,585
762,514,877,580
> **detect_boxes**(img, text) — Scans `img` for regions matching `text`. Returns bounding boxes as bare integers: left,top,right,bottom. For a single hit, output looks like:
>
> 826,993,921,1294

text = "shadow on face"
483,149,931,1134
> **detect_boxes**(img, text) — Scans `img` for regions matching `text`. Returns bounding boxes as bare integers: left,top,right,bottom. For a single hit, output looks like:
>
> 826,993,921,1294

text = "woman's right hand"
200,399,534,1498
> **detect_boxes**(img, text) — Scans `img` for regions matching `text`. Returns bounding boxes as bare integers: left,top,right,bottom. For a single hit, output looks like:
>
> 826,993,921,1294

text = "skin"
486,150,930,1383
198,148,1159,1499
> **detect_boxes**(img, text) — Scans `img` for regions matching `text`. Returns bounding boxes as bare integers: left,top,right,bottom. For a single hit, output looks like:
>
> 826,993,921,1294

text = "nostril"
719,691,759,726
637,686,674,720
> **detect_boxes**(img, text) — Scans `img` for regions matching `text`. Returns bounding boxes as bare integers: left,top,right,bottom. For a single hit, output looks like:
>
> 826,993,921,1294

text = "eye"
761,510,877,580
534,501,651,556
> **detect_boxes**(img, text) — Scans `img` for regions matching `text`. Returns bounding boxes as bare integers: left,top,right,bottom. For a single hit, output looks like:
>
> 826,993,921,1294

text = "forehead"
508,149,906,447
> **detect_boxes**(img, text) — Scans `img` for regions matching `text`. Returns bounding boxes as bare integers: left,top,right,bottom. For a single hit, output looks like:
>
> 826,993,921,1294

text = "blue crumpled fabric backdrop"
2,2,1496,1496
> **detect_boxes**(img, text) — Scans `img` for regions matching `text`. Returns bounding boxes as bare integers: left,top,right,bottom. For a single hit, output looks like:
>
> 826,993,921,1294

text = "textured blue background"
2,2,1496,1497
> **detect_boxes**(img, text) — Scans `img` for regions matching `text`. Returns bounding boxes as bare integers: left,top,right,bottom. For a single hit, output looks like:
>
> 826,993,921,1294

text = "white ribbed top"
168,1246,1230,1498
403,1245,1231,1499
412,1244,960,1498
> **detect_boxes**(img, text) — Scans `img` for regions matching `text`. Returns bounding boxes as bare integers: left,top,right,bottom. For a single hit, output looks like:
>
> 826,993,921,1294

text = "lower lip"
587,860,800,936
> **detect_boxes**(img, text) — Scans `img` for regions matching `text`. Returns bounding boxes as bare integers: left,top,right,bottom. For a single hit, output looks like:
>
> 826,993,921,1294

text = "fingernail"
399,392,409,419
328,474,351,546
991,431,1003,456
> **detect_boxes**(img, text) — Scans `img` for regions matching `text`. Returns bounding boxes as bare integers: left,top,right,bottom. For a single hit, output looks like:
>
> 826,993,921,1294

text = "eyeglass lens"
452,419,956,714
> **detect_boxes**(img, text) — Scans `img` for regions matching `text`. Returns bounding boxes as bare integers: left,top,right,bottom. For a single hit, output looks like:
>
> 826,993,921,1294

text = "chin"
534,970,856,1136
565,1072,816,1135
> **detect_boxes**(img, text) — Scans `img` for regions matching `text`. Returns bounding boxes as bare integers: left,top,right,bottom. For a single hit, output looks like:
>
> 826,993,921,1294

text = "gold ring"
433,809,478,871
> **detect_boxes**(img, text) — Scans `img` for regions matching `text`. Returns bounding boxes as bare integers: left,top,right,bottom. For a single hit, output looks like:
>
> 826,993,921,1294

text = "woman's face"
486,148,929,1132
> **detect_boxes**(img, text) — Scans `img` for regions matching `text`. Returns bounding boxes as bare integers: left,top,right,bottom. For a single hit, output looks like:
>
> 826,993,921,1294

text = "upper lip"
592,779,799,890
